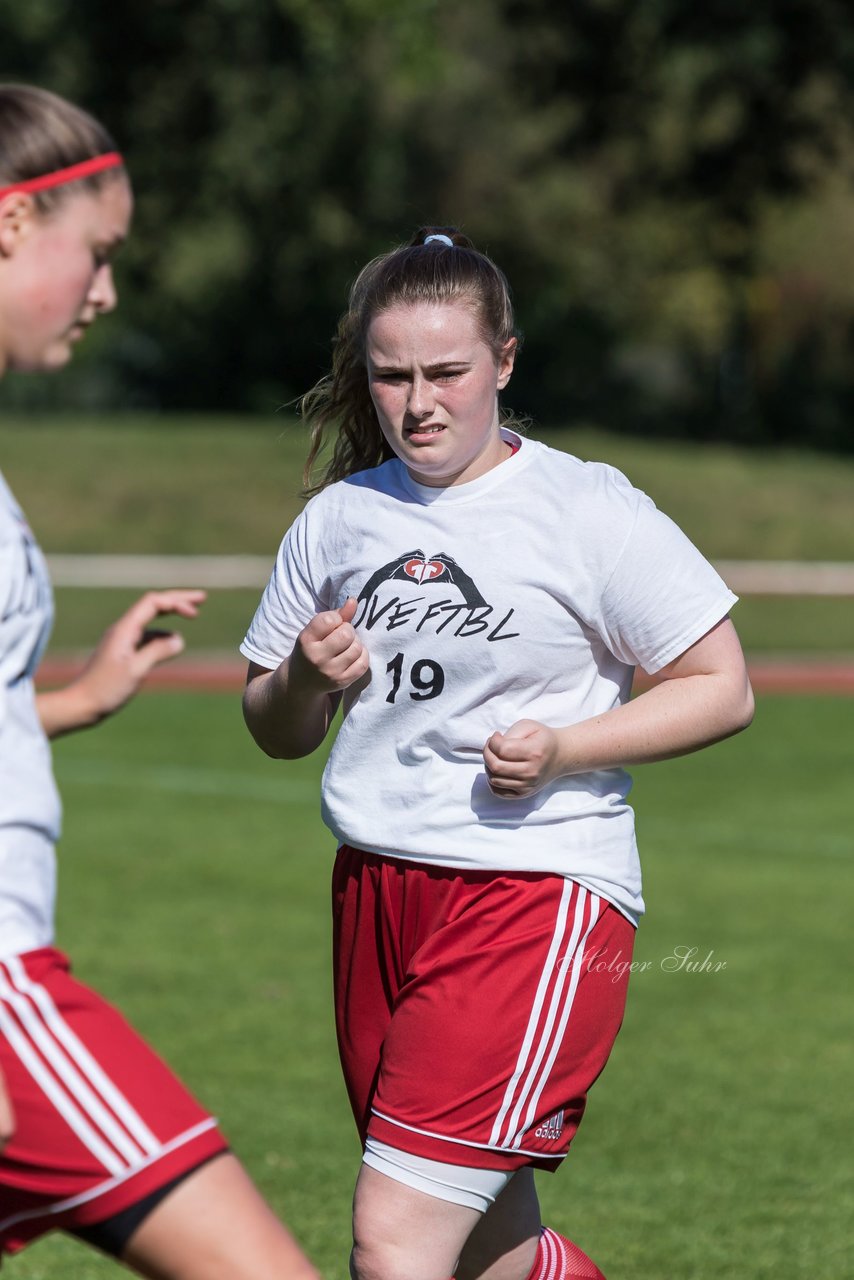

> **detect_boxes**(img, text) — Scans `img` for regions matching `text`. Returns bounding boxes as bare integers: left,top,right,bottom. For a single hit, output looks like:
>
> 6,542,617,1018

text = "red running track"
35,655,854,695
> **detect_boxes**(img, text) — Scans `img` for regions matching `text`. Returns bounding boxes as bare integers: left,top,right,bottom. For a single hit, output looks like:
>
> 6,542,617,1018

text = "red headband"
0,152,124,201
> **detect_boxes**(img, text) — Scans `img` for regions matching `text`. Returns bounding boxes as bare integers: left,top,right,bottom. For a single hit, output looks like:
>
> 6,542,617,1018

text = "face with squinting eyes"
0,175,132,375
366,301,516,487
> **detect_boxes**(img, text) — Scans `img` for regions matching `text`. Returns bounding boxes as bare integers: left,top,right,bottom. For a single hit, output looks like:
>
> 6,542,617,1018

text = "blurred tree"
3,0,854,447
496,0,854,440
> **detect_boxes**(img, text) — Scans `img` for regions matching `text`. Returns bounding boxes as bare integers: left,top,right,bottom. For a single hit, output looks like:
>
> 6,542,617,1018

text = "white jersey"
242,431,737,923
0,470,60,959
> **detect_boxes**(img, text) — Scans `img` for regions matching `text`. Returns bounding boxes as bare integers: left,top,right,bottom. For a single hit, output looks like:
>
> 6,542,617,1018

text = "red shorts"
333,846,634,1172
0,948,228,1255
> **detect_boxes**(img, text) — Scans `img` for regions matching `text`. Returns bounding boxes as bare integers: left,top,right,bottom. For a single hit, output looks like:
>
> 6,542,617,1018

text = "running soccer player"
241,226,755,1280
0,84,317,1278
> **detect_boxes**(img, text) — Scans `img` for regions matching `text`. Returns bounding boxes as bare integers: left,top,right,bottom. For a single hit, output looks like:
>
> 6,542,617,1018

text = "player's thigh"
352,1161,480,1280
352,1157,543,1280
122,1152,318,1280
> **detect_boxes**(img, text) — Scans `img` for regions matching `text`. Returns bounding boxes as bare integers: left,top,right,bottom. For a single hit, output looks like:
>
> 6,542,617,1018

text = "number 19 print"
385,653,446,703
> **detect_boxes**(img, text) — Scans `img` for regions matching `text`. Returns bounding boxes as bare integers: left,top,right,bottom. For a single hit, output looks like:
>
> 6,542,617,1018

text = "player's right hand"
292,597,370,692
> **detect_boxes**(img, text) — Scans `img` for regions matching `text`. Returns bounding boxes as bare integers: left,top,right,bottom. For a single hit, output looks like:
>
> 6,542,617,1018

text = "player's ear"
497,338,516,389
0,193,38,258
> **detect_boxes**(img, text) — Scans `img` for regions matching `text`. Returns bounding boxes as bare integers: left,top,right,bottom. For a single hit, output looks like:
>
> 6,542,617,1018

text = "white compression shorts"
363,1138,514,1213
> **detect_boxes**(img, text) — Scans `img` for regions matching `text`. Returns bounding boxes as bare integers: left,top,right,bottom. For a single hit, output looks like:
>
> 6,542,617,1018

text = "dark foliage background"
3,0,854,448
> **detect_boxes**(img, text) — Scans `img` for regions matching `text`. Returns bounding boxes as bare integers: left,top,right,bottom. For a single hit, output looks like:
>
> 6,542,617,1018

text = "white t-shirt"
0,471,60,958
242,432,737,924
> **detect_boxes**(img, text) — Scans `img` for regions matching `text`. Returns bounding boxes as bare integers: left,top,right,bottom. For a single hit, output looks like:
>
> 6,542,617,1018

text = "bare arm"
484,617,754,798
242,597,370,759
36,590,206,740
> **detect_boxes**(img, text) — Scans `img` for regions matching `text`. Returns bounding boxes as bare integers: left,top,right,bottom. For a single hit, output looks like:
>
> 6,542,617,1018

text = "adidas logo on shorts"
534,1110,565,1141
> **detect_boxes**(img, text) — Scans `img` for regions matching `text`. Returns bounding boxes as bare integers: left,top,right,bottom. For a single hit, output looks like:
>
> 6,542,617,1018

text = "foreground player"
242,227,754,1280
0,84,317,1277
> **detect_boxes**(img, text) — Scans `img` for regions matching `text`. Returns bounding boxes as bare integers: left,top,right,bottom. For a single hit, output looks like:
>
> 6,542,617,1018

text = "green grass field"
1,414,854,560
3,416,852,1275
44,586,854,659
1,413,852,659
8,691,852,1280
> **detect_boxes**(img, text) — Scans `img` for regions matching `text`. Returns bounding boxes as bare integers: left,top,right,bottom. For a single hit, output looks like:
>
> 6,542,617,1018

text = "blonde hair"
0,84,123,214
301,226,524,493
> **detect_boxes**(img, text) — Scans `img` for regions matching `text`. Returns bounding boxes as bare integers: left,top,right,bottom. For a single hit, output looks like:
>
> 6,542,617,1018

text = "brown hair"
0,84,123,214
301,226,524,493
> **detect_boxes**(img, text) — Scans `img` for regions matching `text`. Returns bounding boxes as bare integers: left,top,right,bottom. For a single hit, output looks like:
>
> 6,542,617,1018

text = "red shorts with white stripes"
333,847,635,1172
0,948,228,1255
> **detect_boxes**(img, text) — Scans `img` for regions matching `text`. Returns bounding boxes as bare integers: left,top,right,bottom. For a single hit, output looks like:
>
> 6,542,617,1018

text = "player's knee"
351,1249,452,1280
350,1238,411,1280
351,1208,440,1280
351,1223,457,1280
350,1202,398,1280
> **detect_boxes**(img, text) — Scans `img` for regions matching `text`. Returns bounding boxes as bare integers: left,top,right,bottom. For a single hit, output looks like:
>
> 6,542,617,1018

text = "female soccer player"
241,227,755,1280
0,84,317,1278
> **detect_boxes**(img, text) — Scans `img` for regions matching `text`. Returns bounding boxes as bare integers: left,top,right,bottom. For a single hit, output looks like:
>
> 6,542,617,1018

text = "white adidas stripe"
0,1116,219,1238
501,887,591,1148
6,956,160,1155
0,989,125,1176
511,897,601,1148
0,968,146,1167
488,879,576,1148
0,958,161,1173
490,883,596,1150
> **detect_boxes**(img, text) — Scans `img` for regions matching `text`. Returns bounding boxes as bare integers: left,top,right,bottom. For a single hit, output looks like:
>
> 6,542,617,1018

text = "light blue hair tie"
423,234,454,248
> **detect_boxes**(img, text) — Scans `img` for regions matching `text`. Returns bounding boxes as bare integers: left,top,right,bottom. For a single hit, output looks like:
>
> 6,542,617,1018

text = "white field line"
47,554,274,588
45,554,854,596
714,560,854,596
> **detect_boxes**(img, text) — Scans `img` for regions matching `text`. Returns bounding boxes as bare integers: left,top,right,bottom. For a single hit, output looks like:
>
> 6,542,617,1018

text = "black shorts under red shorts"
333,846,635,1172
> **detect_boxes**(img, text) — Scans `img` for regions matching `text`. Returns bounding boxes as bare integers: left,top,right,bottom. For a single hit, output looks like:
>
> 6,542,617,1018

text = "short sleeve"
594,485,738,674
240,506,330,669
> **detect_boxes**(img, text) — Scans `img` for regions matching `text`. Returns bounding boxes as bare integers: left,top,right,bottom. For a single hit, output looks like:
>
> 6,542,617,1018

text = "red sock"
524,1226,606,1280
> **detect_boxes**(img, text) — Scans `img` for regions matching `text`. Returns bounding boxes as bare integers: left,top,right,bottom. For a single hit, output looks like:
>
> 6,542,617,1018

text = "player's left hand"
483,719,561,798
71,589,207,722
